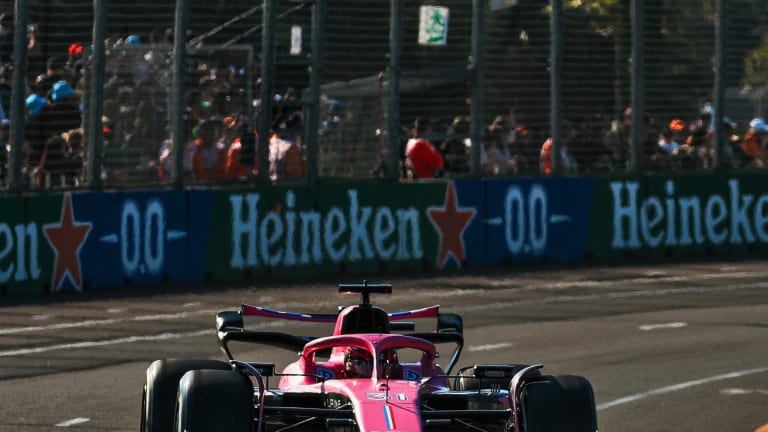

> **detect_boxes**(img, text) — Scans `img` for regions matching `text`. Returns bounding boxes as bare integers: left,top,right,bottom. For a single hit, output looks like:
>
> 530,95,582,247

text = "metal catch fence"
0,0,766,192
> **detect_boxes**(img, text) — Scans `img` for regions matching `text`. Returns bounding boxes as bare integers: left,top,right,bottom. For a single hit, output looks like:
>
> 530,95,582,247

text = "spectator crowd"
403,105,768,180
0,11,767,189
0,18,308,188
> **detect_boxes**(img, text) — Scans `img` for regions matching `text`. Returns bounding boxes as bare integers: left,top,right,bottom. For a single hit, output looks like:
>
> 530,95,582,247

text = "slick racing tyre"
174,369,254,432
521,374,598,432
140,359,231,432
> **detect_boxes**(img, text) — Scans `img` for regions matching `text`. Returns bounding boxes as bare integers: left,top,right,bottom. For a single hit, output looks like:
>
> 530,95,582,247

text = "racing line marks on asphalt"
0,309,220,335
638,322,687,331
597,366,768,411
3,273,767,338
455,281,768,313
0,320,291,357
485,270,768,291
0,330,213,357
55,418,90,427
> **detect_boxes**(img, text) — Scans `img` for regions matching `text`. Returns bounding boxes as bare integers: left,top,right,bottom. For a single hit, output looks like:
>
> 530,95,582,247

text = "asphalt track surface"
1,257,768,432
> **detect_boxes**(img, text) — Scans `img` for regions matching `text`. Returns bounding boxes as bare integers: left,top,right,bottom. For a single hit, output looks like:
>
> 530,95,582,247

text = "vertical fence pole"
387,0,402,180
86,0,106,190
470,0,485,177
713,0,726,169
550,0,562,175
8,0,29,193
171,0,189,189
306,0,324,184
258,0,276,183
629,0,644,172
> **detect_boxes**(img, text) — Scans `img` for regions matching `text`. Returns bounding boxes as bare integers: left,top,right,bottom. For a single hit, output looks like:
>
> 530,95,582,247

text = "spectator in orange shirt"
220,114,256,179
540,136,577,175
404,117,444,179
190,119,227,181
742,118,768,168
225,136,254,179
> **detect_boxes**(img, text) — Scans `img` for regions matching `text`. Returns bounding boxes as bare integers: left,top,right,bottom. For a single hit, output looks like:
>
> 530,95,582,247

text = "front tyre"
521,374,597,432
141,359,231,432
175,369,253,432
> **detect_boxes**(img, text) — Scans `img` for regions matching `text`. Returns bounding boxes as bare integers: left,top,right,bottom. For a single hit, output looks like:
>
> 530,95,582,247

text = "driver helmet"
344,346,373,378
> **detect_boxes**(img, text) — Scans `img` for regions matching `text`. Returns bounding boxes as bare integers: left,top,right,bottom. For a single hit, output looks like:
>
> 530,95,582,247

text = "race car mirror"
216,311,244,332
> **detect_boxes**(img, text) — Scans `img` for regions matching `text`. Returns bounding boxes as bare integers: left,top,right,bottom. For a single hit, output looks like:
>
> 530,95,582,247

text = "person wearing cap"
24,78,80,174
741,118,768,168
25,93,45,117
404,117,444,179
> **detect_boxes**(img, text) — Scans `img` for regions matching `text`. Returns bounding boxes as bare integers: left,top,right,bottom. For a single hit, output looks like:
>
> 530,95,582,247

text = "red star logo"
44,193,92,292
427,182,476,269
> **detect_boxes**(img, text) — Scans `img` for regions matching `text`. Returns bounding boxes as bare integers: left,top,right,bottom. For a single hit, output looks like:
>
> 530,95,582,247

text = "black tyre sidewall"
175,369,253,432
521,374,598,432
142,359,231,432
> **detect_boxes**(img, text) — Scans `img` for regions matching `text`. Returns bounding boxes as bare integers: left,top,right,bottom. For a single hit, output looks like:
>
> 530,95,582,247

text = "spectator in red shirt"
404,117,444,179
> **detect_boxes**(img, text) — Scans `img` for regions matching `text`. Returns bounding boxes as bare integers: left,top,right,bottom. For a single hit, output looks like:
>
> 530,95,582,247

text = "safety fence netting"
0,0,766,191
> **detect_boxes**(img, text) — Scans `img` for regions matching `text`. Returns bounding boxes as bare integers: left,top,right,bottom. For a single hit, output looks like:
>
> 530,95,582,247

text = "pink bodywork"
265,304,452,432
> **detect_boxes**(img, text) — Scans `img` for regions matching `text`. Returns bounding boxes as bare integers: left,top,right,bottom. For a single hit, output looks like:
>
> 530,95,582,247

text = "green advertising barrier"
2,193,62,295
6,172,768,297
204,181,450,282
0,195,39,294
204,186,271,282
587,174,634,259
392,181,451,273
588,173,768,259
728,172,768,256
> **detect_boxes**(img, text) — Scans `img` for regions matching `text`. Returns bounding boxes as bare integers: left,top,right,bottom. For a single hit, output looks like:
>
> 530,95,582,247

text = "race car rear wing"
239,304,441,322
218,307,464,372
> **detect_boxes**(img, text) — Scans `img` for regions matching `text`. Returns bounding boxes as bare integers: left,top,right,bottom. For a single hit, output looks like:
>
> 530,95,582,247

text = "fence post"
86,0,106,190
258,0,276,184
549,0,563,175
470,0,485,177
713,0,726,168
306,0,324,184
171,0,189,189
387,0,402,180
8,0,29,193
630,0,644,172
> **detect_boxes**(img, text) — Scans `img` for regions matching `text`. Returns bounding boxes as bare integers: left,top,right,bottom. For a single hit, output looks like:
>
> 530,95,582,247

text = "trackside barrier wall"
2,173,768,295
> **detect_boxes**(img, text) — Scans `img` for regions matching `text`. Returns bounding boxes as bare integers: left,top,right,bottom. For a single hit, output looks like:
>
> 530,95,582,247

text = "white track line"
55,417,90,427
597,366,768,411
638,322,687,331
468,342,513,352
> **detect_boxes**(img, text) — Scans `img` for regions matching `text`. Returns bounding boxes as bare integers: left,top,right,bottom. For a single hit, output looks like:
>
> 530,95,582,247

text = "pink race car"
140,282,597,432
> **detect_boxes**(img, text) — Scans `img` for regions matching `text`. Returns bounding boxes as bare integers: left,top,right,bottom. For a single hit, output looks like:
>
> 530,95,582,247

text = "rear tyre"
175,369,254,432
141,359,231,432
521,374,597,432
